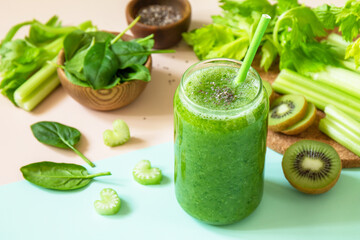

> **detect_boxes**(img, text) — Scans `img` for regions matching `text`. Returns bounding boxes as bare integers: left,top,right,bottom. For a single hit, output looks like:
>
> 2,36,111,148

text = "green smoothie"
174,59,268,225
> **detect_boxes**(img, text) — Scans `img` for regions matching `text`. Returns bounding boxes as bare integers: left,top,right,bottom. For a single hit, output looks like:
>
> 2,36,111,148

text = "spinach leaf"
87,31,115,43
31,121,95,167
20,162,111,190
119,64,151,82
63,30,92,61
134,34,155,51
65,38,95,81
111,41,148,69
83,42,119,89
64,69,90,87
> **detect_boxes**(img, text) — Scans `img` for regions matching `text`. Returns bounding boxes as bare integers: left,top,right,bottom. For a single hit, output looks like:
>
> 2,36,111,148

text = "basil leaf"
111,41,148,69
31,121,95,167
119,64,151,82
20,162,111,190
83,42,119,89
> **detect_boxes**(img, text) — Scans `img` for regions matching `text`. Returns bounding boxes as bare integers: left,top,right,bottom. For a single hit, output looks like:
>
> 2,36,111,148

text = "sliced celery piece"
319,118,360,157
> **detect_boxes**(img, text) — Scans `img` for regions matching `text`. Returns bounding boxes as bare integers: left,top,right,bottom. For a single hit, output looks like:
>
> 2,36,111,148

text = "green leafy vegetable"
20,162,111,190
111,41,148,69
0,16,95,110
335,0,360,41
119,64,151,82
345,38,360,67
83,42,120,89
63,17,174,90
31,121,95,167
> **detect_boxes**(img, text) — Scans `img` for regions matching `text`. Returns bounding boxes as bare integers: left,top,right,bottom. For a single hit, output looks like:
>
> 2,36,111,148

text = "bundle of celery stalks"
0,16,95,111
184,0,360,157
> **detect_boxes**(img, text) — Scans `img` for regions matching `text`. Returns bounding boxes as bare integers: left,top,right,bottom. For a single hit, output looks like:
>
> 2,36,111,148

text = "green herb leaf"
63,30,92,61
119,64,151,82
312,4,341,30
182,24,236,60
27,16,63,44
220,0,275,17
110,41,147,69
260,36,278,72
273,6,327,50
83,42,119,89
20,162,111,190
31,121,95,167
336,0,360,41
276,0,300,15
345,38,360,67
134,34,155,50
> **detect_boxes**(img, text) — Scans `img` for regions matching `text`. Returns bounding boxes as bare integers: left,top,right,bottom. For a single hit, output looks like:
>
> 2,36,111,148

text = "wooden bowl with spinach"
57,28,157,111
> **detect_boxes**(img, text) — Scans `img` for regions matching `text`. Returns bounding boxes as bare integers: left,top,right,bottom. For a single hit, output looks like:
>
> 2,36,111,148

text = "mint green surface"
0,142,359,240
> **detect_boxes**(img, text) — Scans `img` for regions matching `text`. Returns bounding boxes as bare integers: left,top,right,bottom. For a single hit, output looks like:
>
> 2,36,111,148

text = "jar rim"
179,58,263,117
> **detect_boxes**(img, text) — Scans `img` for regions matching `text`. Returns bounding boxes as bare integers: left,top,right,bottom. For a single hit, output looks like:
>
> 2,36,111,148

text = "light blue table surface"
0,142,359,240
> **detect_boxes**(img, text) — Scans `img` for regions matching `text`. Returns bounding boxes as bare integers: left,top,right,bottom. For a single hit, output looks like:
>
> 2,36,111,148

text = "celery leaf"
336,0,360,41
345,38,360,67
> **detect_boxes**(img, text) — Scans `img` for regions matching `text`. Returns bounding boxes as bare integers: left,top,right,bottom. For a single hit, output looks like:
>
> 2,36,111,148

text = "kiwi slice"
281,102,317,135
282,140,342,194
262,80,275,104
268,95,307,132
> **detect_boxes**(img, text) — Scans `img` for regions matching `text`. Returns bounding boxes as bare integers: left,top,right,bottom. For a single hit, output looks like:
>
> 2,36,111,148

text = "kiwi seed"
282,140,342,194
281,102,317,135
268,95,308,132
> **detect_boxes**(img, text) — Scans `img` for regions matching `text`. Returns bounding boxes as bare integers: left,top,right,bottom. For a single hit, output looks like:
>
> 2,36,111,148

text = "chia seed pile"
196,79,241,107
137,5,182,26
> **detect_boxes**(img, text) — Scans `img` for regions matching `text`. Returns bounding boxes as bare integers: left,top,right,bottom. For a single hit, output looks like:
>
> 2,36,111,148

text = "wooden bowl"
57,34,152,111
126,0,191,49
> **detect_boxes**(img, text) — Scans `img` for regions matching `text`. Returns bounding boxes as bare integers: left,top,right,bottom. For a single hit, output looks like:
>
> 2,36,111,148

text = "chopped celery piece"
324,105,360,136
273,69,360,120
319,118,360,157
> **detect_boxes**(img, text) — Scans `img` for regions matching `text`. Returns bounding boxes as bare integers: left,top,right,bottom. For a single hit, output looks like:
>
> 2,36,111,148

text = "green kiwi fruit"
262,80,275,104
268,95,308,132
281,102,317,135
282,140,342,194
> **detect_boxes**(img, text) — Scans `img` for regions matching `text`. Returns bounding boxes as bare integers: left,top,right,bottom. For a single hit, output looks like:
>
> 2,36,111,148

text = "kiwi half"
282,140,342,194
268,95,307,132
281,102,317,135
262,80,275,104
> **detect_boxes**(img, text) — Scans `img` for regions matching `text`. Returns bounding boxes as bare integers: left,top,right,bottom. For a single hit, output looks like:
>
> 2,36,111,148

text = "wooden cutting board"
251,56,360,168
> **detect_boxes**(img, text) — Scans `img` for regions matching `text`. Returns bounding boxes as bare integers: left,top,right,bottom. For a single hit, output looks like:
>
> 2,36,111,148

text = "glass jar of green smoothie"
174,58,269,225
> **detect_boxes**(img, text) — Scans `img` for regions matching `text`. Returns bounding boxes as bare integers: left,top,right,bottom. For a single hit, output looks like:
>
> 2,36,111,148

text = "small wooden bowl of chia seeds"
126,0,191,49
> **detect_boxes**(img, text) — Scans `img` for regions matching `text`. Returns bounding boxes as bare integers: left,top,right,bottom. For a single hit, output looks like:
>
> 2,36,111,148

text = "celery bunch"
319,105,360,157
0,16,94,111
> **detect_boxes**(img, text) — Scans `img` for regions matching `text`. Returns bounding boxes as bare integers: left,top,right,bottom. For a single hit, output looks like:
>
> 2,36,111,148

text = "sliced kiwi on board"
262,80,275,103
282,140,342,194
281,102,317,135
268,95,308,132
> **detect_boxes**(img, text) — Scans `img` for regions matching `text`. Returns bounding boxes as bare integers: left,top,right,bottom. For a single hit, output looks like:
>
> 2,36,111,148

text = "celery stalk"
308,65,360,99
14,58,57,104
324,105,360,136
319,118,360,157
17,74,59,111
273,69,360,120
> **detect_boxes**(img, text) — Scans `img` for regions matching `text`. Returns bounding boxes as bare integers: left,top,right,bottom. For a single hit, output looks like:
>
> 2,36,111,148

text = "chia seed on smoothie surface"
137,5,182,26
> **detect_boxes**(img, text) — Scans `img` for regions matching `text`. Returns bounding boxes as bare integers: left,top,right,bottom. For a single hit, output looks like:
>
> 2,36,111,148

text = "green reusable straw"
234,14,271,84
